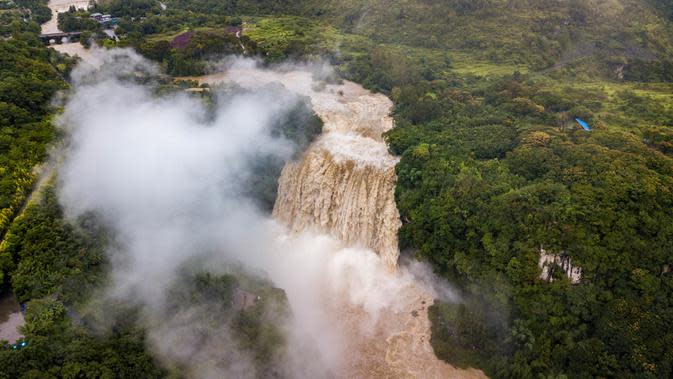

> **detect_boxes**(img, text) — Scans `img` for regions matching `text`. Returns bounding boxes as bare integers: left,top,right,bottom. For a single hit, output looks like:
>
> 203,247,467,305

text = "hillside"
163,0,673,79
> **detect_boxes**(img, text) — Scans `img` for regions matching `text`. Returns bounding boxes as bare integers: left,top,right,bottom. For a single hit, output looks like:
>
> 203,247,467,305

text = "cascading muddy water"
271,93,401,269
190,65,401,268
274,150,400,268
187,60,486,378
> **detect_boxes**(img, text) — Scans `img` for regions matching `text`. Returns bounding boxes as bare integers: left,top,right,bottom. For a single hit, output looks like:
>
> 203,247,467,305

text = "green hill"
164,0,673,79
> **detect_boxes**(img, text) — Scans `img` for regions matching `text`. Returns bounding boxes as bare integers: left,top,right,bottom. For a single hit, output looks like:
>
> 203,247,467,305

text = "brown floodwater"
0,291,25,344
42,0,102,68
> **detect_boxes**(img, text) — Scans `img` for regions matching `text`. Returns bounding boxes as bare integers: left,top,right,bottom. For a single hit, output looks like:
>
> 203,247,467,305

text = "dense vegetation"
389,75,673,378
0,187,163,377
0,297,162,378
281,1,673,377
177,1,672,377
164,0,300,16
0,183,292,376
165,271,290,376
0,7,318,373
57,8,101,33
14,0,51,24
142,29,257,76
0,9,72,244
0,2,302,375
0,186,104,304
2,0,673,377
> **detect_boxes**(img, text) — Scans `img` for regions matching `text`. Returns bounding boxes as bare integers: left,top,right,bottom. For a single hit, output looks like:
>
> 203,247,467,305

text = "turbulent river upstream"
41,0,102,67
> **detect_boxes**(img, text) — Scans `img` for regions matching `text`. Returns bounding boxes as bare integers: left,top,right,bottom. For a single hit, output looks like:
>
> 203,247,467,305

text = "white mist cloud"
57,50,458,378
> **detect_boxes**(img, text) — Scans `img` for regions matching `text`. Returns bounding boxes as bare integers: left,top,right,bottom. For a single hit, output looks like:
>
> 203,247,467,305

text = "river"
181,65,487,378
41,0,102,67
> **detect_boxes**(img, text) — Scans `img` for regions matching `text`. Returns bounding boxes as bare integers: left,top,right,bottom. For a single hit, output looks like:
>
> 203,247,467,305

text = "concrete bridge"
39,31,82,44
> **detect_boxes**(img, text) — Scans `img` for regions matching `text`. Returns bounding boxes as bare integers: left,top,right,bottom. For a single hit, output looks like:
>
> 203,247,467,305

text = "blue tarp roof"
575,118,591,131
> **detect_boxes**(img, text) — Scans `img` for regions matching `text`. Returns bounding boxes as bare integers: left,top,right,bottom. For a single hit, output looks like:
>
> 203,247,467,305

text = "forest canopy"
1,0,672,378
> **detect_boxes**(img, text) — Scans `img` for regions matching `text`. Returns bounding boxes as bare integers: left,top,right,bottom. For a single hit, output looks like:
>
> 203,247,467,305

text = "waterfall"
268,77,402,268
188,65,486,378
195,67,402,268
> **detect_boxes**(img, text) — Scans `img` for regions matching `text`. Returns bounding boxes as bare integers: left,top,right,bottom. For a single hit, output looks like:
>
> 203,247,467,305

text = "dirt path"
17,150,61,215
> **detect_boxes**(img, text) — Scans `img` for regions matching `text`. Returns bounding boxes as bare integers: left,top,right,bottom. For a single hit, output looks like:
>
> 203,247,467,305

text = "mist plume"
56,50,461,378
